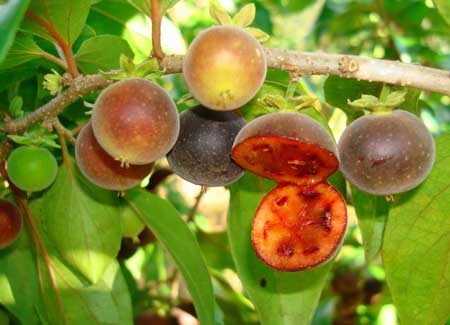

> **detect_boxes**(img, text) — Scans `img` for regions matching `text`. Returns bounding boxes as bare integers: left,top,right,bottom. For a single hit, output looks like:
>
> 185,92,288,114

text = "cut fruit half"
252,182,347,271
232,135,339,185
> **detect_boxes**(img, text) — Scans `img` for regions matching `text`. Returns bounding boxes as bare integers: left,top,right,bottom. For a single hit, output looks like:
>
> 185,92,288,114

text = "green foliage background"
0,0,449,324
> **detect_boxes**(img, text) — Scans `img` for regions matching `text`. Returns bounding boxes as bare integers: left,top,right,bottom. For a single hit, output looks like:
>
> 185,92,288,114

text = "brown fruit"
251,182,347,271
338,110,435,195
91,78,179,165
75,122,153,191
183,26,267,111
0,199,22,249
232,112,338,185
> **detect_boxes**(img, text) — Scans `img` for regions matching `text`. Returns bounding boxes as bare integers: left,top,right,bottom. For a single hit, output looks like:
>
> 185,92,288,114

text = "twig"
53,119,76,146
1,48,449,160
26,11,79,77
186,189,205,223
150,0,165,60
0,74,111,135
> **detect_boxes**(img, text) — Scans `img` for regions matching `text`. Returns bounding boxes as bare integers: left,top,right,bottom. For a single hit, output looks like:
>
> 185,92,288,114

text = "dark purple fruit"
338,110,435,195
167,106,246,186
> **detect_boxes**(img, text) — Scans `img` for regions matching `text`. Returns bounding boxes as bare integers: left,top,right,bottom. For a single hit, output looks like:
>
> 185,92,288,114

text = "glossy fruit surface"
338,110,435,195
75,123,153,191
0,199,22,249
7,146,58,192
232,112,338,185
252,182,347,271
183,26,266,111
167,106,245,186
120,203,145,238
92,78,179,165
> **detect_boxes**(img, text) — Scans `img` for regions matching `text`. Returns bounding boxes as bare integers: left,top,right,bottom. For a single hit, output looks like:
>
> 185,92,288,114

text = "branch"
1,48,449,138
265,48,450,95
150,0,165,60
26,11,79,77
0,74,111,134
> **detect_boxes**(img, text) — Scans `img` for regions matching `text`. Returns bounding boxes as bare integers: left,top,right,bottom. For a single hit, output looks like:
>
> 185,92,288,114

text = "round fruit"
0,199,23,249
338,110,435,195
251,182,347,271
167,105,246,186
232,112,338,185
92,78,180,165
120,203,145,238
75,122,153,191
7,146,58,192
183,26,267,111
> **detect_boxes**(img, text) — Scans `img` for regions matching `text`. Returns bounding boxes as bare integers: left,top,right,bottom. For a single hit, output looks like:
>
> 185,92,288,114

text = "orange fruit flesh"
252,182,347,271
232,135,338,185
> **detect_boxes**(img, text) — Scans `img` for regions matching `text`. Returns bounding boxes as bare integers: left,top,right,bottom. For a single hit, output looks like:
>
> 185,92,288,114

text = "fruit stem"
186,189,205,223
149,0,165,61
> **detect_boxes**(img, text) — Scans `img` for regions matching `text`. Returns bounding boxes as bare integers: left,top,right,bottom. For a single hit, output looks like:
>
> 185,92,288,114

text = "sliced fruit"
232,135,338,185
252,182,347,271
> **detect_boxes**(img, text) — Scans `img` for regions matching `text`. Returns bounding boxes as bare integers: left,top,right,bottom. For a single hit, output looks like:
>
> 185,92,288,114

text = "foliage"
0,0,449,324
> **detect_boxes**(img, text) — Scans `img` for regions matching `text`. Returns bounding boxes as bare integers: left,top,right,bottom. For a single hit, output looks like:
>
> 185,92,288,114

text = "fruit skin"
0,199,23,249
338,110,435,195
167,105,246,186
75,122,153,191
251,182,347,271
232,112,338,185
119,202,145,238
183,26,267,111
92,78,179,165
7,146,58,192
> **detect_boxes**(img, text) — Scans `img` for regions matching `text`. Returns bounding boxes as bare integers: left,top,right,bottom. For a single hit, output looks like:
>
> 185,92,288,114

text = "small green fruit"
7,146,58,192
120,203,145,239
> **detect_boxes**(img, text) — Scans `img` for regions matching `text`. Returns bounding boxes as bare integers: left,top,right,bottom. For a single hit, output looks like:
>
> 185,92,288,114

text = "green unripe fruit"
7,146,58,192
120,203,145,239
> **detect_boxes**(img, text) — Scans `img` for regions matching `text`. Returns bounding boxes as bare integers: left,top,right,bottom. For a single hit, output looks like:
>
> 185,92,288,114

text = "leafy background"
0,0,449,324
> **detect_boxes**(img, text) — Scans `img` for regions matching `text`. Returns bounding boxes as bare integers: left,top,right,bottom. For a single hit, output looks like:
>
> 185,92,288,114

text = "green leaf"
352,187,389,261
42,162,122,284
127,0,180,15
228,173,333,325
233,3,256,27
0,0,30,62
75,35,134,74
324,76,382,119
209,1,233,25
24,0,90,45
0,230,42,324
0,33,46,70
125,189,216,325
7,124,61,148
384,90,406,108
434,0,450,26
382,134,450,325
197,231,235,271
9,95,24,118
0,199,133,325
245,27,270,42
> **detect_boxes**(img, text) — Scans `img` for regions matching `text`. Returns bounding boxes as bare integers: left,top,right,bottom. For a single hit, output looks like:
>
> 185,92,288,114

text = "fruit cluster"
1,23,436,268
232,112,348,271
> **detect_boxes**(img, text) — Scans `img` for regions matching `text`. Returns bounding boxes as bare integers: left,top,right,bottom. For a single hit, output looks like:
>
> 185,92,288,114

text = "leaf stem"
25,11,79,77
150,0,165,61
